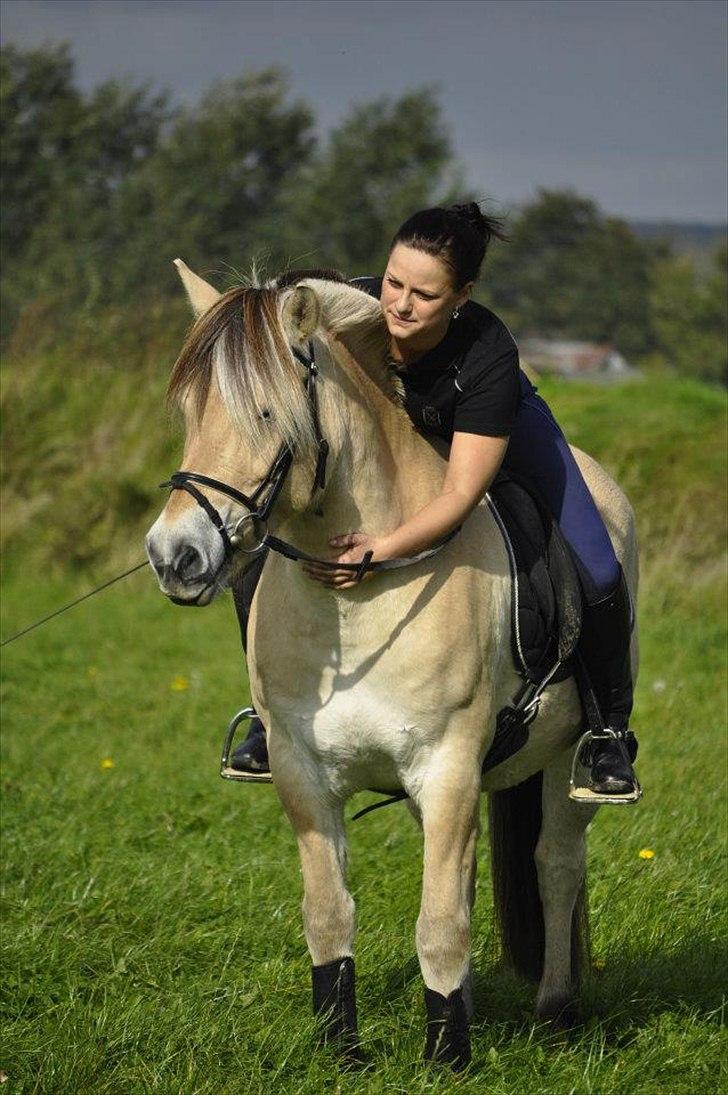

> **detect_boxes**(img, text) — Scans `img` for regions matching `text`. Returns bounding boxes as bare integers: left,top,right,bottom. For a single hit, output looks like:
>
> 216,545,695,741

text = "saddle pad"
487,472,583,687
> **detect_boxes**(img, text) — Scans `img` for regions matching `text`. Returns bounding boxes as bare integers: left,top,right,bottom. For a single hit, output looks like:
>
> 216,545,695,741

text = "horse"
145,260,639,1070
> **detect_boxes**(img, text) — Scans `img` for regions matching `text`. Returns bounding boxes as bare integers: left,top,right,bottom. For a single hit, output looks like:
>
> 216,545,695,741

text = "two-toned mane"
146,260,639,1071
168,269,396,471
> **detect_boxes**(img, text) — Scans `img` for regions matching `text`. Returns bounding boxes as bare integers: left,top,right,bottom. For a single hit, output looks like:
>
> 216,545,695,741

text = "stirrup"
568,728,642,805
220,707,273,783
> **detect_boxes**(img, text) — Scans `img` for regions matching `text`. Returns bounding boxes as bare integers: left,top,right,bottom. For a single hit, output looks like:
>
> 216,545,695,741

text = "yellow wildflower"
592,958,607,970
100,758,115,770
638,848,655,860
170,675,189,692
87,667,99,678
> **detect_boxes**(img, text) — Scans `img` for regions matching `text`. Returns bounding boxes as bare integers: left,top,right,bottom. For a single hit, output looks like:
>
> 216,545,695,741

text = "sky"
2,0,727,223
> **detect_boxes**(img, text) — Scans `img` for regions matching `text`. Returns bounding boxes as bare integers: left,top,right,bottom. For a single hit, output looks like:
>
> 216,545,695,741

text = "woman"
232,203,638,798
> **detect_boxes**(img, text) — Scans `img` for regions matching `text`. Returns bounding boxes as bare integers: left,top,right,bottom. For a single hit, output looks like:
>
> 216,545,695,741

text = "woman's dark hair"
390,202,508,289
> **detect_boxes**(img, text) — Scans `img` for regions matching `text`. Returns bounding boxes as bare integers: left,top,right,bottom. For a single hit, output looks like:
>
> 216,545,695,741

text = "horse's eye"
259,409,271,421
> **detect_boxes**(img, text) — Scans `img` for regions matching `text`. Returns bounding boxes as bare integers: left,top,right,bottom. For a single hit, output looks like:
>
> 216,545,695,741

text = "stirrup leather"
220,707,273,783
568,728,642,805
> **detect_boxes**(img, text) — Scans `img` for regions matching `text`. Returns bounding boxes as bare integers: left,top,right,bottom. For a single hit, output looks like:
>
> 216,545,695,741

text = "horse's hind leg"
272,757,363,1061
416,752,481,1070
535,747,597,1029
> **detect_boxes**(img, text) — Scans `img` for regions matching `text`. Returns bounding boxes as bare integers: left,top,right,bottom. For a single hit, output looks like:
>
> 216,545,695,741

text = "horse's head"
145,260,390,605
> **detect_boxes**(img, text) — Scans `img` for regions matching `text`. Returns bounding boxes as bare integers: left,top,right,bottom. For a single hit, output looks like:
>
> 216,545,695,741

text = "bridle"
161,339,459,582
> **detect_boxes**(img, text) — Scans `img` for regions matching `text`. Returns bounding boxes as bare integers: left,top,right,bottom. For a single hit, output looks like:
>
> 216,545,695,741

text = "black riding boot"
578,566,639,796
230,716,270,773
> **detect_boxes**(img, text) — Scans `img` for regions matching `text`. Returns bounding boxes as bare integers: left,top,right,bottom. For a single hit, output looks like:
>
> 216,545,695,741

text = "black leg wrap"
312,957,365,1063
424,986,471,1071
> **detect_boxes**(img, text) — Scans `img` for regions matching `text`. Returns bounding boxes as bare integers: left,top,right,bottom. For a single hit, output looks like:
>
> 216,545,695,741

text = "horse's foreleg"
416,753,481,1071
407,795,475,1024
535,747,597,1030
273,758,362,1060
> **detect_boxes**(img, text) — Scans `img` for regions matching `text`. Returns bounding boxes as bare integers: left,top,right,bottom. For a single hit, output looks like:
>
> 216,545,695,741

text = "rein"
161,339,460,581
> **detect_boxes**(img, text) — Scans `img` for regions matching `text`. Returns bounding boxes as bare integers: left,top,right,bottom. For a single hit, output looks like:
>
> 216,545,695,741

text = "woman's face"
380,243,472,354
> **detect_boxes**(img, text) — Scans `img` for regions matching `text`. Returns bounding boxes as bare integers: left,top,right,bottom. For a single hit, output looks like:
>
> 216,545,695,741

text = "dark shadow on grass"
379,936,725,1047
583,937,727,1041
465,936,726,1046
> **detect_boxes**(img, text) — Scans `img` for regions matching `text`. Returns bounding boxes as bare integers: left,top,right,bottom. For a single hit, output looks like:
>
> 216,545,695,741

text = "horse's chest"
282,678,442,788
249,565,497,793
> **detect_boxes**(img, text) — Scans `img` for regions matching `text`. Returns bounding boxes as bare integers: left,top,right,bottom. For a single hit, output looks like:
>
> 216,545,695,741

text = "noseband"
161,339,459,582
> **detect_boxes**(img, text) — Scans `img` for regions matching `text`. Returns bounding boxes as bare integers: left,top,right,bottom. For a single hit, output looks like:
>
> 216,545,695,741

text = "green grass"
1,547,726,1093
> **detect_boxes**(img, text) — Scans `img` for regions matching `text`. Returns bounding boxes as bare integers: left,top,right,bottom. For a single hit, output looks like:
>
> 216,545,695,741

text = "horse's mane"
167,268,393,466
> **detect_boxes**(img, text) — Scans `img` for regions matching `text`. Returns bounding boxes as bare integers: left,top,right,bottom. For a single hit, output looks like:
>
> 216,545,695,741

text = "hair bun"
449,201,488,238
448,201,508,250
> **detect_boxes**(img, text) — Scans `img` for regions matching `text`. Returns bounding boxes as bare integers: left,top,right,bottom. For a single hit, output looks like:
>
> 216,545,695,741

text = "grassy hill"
1,321,725,578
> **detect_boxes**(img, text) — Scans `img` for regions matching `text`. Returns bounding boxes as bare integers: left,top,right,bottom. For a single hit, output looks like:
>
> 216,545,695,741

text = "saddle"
483,471,589,772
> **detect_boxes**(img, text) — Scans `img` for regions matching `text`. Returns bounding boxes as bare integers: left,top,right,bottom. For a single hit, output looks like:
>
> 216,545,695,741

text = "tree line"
2,43,725,382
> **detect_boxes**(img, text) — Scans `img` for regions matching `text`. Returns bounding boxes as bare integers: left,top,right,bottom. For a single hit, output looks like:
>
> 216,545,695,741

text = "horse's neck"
282,332,447,551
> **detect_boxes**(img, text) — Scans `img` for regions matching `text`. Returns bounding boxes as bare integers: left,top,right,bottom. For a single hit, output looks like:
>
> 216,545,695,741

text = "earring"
452,308,460,319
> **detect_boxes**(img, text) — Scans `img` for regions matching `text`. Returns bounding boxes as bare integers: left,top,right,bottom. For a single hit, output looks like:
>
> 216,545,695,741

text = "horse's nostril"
145,541,165,577
173,545,203,581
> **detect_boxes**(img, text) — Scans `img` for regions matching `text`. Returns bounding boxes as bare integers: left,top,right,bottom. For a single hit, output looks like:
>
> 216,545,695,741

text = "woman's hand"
301,532,380,589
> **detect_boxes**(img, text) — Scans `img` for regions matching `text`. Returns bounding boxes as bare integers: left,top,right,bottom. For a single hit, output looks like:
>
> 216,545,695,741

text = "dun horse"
146,262,639,1069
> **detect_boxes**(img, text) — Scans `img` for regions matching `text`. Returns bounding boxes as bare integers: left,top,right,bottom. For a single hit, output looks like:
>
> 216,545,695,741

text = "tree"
265,87,467,278
650,242,727,385
486,189,659,357
2,43,78,260
1,43,170,331
111,68,316,296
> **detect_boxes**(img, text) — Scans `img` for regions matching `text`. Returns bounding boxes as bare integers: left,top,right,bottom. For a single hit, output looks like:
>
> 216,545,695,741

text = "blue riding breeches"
501,372,620,605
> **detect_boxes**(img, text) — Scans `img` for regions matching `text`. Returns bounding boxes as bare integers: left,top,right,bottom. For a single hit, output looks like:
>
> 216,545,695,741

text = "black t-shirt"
350,276,521,442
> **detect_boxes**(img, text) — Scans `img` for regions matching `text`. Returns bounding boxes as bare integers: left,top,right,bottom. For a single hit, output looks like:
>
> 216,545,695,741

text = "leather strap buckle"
354,550,374,583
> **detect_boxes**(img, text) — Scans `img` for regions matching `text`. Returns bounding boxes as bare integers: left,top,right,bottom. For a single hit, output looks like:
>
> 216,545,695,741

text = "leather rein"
161,340,459,581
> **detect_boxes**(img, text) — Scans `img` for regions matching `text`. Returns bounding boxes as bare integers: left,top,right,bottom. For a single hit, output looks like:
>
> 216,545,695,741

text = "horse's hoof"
535,994,582,1034
423,986,472,1071
338,1042,372,1071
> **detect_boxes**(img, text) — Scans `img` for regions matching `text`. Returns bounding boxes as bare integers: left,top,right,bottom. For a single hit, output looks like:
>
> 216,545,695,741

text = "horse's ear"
281,285,321,341
173,259,221,318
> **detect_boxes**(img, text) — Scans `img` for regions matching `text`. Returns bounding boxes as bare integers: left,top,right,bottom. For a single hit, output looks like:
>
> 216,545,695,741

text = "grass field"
1,375,726,1092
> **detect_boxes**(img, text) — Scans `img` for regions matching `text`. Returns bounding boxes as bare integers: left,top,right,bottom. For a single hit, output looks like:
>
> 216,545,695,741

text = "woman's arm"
302,432,509,589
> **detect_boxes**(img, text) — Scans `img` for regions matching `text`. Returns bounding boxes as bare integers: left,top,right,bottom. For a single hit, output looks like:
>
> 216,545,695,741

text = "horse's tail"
488,771,589,984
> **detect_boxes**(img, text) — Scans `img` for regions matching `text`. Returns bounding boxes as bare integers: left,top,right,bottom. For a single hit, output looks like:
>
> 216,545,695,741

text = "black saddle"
483,471,586,772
